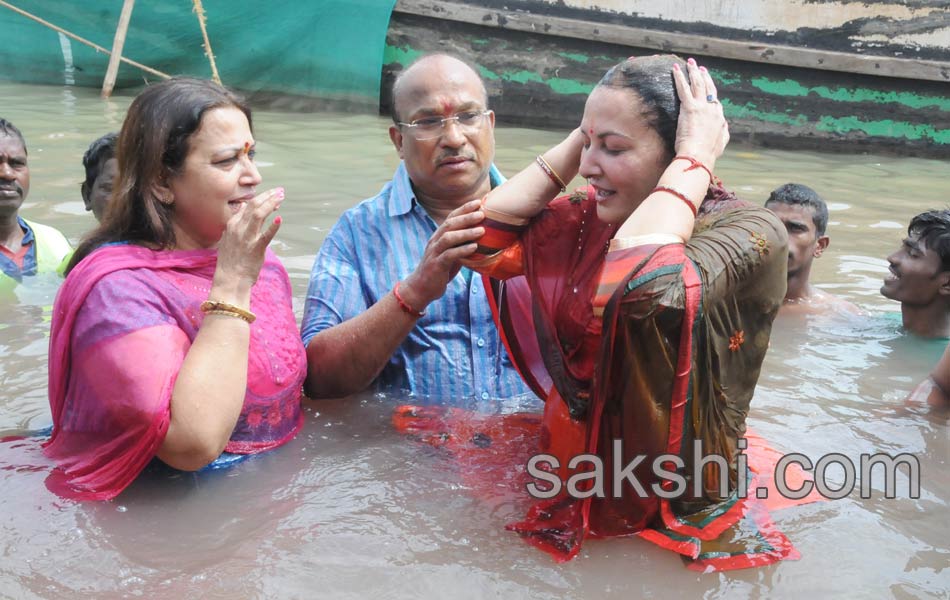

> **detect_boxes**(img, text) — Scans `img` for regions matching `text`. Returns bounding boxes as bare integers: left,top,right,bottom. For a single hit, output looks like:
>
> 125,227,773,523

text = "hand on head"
671,58,729,171
401,199,485,308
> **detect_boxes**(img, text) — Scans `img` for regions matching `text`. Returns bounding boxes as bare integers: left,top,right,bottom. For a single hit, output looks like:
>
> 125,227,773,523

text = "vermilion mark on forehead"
243,141,251,154
440,100,455,114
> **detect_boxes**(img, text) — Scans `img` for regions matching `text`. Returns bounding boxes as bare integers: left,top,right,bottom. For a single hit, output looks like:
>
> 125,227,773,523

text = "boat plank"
394,0,950,82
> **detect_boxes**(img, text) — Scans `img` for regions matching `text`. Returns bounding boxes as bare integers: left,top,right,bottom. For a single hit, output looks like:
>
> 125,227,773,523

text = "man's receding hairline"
391,54,488,122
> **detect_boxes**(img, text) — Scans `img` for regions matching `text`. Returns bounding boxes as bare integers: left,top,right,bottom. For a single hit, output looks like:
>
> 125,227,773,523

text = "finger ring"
706,94,717,103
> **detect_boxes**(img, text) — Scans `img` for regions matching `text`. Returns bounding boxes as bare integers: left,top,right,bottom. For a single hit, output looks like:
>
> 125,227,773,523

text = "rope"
191,0,221,85
0,0,170,80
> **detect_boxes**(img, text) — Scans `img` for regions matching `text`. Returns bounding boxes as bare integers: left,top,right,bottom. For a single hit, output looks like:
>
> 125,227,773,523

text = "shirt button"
477,338,485,347
481,391,489,400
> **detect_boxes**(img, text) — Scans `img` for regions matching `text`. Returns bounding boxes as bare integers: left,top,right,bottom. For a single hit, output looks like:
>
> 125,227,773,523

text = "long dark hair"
597,55,689,161
67,78,252,274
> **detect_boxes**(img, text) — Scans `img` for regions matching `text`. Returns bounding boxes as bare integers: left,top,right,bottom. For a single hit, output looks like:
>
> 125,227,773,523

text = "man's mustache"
436,152,474,162
0,182,24,195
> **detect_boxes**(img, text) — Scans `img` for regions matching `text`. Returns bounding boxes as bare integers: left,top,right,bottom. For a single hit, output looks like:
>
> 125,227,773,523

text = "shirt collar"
17,215,35,245
388,161,506,218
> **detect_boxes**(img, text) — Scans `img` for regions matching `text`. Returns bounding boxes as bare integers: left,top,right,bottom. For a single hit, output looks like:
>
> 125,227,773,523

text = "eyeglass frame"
396,109,494,140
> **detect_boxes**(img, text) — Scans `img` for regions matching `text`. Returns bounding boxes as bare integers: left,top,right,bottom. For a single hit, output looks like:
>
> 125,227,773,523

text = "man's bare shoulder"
781,288,867,316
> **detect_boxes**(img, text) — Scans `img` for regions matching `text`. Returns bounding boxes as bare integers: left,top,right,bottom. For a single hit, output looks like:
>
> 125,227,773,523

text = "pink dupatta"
44,244,305,500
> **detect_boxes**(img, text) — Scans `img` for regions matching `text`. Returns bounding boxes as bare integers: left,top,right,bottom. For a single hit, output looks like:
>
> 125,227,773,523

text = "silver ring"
706,94,717,103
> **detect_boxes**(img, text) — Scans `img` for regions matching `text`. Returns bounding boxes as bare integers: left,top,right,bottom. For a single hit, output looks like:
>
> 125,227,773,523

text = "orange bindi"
243,141,251,155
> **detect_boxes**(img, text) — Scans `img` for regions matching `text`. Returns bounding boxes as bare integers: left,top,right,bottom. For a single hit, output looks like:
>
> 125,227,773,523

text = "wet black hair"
0,118,27,154
765,183,829,236
597,55,690,161
81,132,118,193
909,209,950,271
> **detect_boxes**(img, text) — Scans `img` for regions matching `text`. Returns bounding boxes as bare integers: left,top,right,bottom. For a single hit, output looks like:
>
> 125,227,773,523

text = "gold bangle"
535,155,567,192
200,300,256,323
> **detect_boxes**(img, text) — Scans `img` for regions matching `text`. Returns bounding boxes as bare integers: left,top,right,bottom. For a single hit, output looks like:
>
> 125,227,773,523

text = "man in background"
881,209,950,338
0,118,71,291
765,183,859,313
81,132,118,222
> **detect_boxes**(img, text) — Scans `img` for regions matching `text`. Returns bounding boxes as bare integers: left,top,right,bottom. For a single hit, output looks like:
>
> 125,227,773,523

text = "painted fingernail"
275,187,285,199
700,66,708,72
688,58,697,65
673,63,680,71
274,215,282,226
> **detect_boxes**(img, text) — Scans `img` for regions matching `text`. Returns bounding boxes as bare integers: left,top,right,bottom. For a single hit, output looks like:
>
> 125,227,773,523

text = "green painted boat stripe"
720,100,810,127
556,51,589,63
477,66,593,95
712,70,949,111
384,45,424,66
749,77,950,111
721,100,948,144
816,115,950,144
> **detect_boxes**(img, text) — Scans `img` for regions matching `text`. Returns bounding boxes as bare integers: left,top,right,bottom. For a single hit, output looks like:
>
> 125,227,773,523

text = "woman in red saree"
408,56,795,570
43,79,305,500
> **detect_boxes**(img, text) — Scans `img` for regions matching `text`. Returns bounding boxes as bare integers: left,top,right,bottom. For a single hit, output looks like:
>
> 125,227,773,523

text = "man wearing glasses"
301,54,537,412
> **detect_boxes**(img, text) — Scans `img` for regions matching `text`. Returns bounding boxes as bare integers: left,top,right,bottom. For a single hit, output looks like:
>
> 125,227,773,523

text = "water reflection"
0,81,947,598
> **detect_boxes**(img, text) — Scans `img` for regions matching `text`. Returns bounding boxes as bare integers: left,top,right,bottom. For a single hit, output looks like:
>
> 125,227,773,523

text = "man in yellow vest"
0,118,72,294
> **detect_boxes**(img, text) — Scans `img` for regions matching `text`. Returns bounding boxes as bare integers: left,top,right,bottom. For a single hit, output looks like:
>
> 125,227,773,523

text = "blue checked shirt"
301,163,539,413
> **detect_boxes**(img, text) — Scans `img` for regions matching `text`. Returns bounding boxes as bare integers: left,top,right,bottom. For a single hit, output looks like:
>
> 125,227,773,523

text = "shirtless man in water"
765,183,860,314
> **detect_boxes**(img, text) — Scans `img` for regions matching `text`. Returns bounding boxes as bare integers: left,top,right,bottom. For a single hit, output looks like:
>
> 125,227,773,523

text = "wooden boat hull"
383,1,950,157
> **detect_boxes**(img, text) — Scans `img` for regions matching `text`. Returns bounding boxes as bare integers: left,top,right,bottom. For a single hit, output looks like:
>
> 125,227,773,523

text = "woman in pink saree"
44,78,305,501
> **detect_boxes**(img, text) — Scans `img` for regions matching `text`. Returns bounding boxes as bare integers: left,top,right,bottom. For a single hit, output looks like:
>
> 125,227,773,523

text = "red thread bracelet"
653,185,698,217
393,281,425,318
672,155,715,183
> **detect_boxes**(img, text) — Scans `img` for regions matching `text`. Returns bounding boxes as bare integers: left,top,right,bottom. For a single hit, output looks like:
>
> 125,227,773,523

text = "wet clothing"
44,244,305,500
461,185,796,569
0,217,71,293
301,162,536,412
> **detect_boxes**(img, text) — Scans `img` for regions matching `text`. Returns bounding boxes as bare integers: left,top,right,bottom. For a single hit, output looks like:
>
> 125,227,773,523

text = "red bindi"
440,100,454,114
243,141,251,155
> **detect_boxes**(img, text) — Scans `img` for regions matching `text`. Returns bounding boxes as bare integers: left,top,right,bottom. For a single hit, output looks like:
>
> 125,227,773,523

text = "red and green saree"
396,184,812,570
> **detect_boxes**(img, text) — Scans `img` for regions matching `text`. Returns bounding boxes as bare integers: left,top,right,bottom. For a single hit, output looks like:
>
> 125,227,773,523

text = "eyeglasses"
398,110,493,141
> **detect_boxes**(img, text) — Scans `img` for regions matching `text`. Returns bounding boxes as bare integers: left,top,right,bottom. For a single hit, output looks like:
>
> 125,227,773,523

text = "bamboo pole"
192,0,221,84
0,0,169,80
101,0,136,98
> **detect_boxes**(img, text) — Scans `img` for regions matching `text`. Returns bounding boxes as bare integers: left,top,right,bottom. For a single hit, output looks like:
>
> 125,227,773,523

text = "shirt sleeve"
686,205,788,307
596,205,787,317
462,205,530,280
300,217,369,346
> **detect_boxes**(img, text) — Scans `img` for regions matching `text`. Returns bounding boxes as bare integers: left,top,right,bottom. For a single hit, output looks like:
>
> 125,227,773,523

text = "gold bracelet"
200,300,256,323
535,155,567,192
